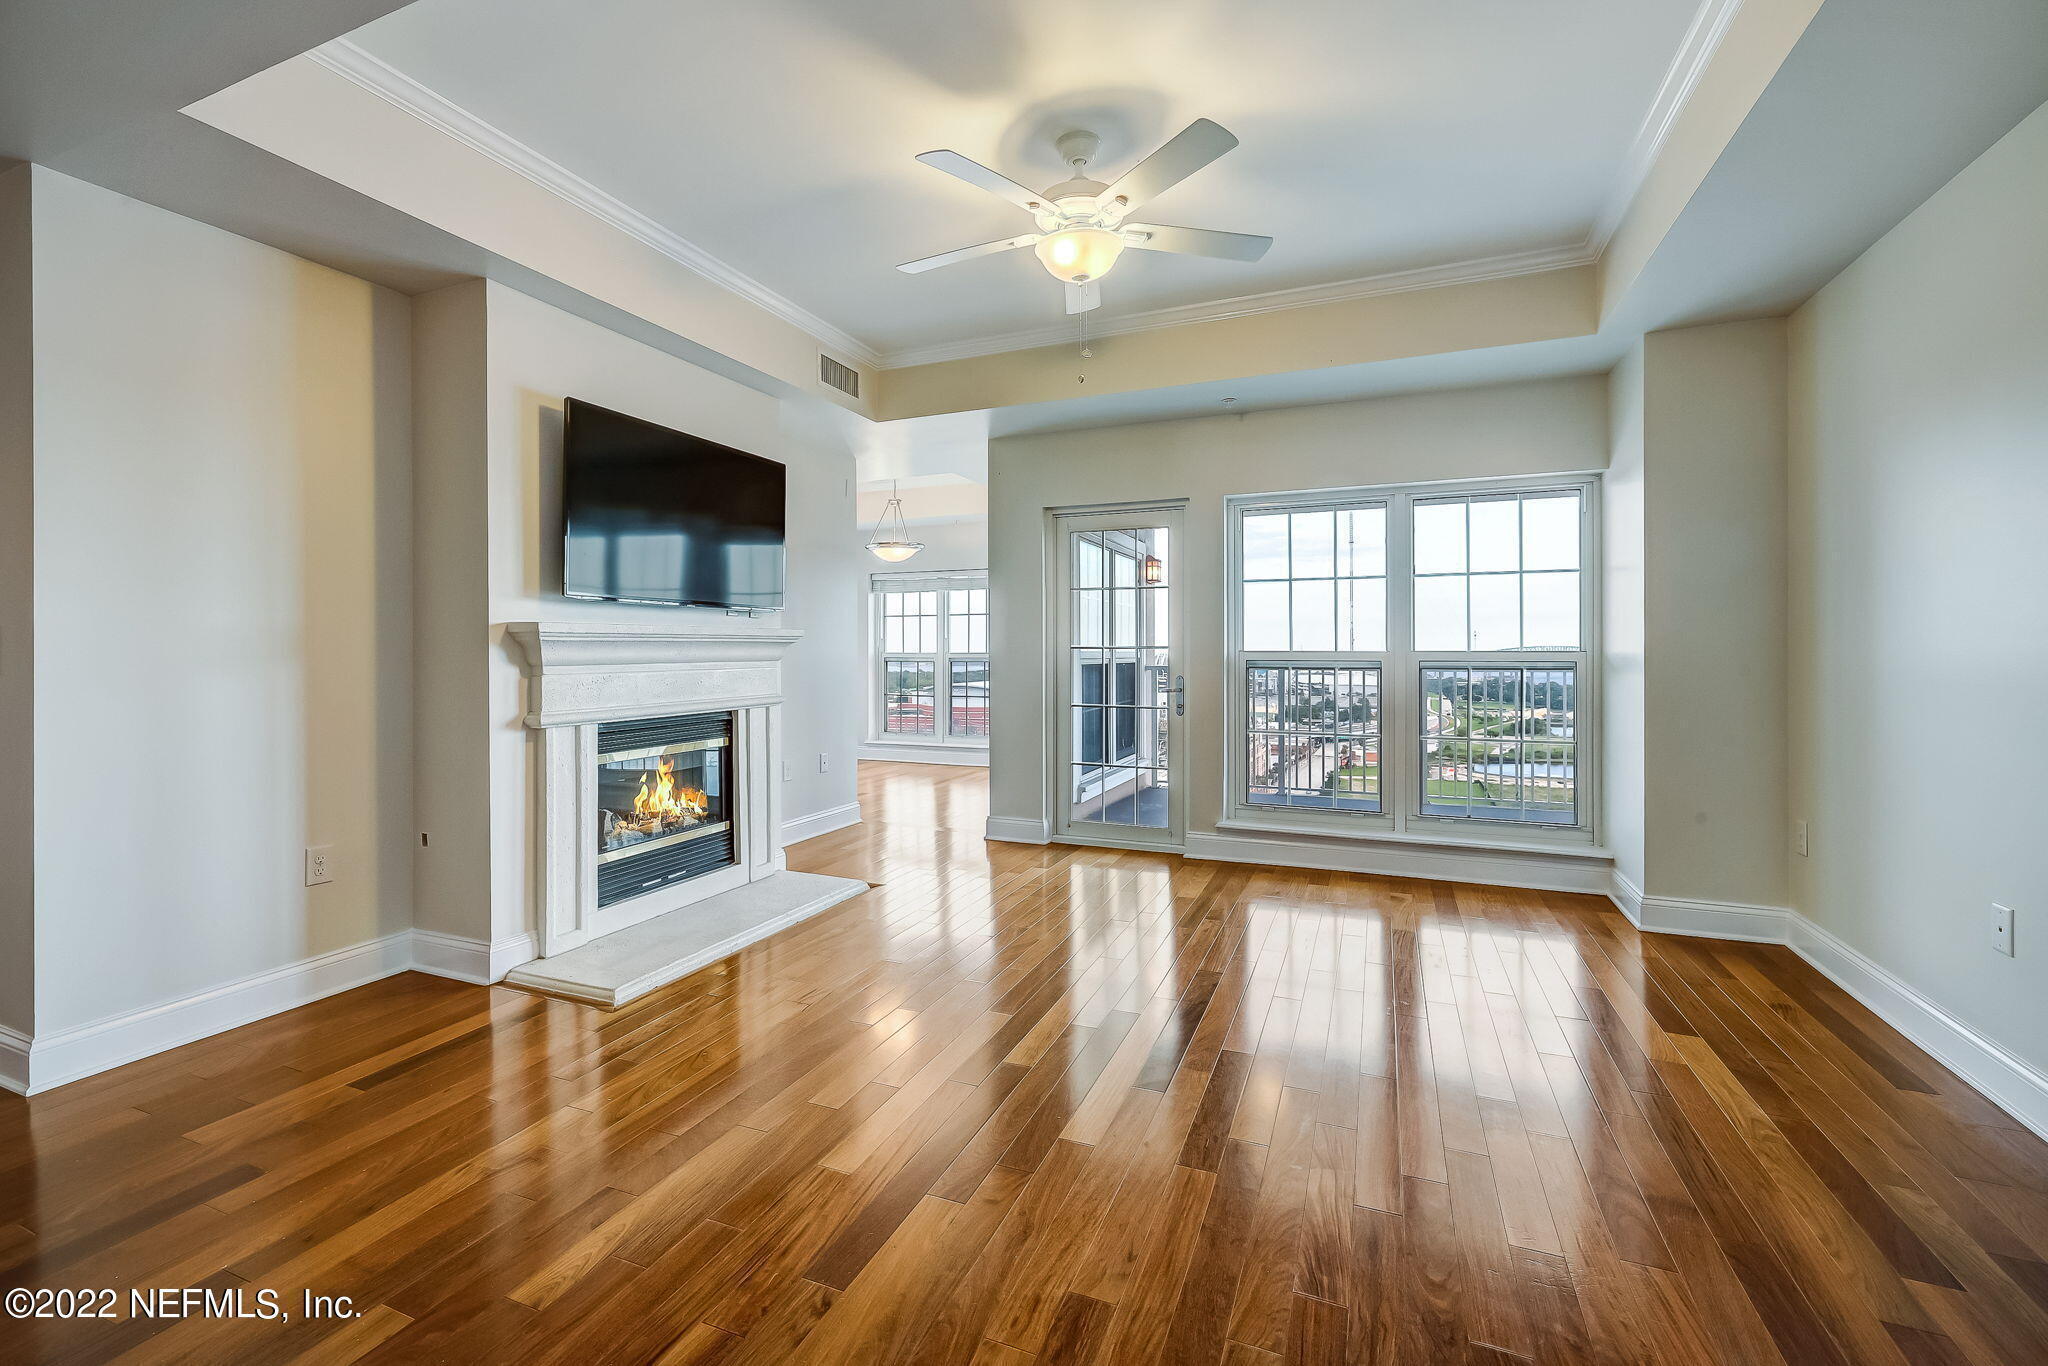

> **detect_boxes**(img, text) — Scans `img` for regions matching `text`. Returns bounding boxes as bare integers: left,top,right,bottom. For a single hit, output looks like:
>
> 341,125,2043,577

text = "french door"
1052,507,1186,849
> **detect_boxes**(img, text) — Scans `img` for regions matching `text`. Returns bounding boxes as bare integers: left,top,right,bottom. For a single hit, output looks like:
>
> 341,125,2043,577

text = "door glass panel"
1066,526,1173,834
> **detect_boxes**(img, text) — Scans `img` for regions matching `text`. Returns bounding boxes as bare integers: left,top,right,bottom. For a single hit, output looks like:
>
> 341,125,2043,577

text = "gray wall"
412,279,865,948
0,164,34,1044
1789,98,2048,1077
987,376,1610,845
1602,344,1647,897
1640,319,1790,909
856,516,989,762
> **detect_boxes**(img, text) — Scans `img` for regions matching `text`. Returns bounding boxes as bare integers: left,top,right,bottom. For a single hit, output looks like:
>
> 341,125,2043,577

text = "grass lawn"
1331,764,1379,795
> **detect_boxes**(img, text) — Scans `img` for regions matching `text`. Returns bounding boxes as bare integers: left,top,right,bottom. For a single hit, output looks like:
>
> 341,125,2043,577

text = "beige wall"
987,377,1609,848
1788,99,2048,1075
878,268,1598,421
1640,319,1789,908
0,164,34,1042
27,168,413,1034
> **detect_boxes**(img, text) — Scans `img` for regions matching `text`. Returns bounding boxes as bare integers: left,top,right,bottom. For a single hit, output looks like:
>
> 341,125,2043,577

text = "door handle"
1166,674,1186,717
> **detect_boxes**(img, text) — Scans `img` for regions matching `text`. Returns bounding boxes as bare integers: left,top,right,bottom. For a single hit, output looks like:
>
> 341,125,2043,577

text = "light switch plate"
1792,821,1809,857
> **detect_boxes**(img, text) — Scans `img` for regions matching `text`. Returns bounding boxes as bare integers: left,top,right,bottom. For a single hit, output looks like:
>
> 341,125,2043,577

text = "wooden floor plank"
0,760,2042,1364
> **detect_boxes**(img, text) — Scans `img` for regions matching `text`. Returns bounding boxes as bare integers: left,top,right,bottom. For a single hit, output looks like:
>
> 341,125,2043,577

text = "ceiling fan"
897,119,1273,315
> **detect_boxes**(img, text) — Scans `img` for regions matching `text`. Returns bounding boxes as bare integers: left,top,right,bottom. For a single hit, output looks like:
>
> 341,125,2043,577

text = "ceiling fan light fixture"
1034,227,1125,284
903,121,1267,303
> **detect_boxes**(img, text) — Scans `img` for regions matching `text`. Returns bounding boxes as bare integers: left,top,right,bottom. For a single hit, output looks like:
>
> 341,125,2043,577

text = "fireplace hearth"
594,712,734,908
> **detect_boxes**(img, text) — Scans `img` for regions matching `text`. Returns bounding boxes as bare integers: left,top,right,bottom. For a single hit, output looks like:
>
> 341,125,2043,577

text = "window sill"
865,736,989,752
1214,815,1611,862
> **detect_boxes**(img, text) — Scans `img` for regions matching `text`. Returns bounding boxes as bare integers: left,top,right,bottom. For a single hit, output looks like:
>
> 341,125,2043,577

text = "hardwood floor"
5,759,2048,1364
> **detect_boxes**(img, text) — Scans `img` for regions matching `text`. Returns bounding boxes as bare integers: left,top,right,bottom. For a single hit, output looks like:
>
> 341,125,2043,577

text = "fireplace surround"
505,622,804,957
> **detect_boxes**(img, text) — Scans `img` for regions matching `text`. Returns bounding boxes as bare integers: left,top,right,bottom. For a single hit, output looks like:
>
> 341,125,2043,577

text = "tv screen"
561,398,786,610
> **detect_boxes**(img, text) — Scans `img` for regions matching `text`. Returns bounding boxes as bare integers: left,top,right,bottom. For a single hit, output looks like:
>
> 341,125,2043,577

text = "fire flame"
633,756,708,822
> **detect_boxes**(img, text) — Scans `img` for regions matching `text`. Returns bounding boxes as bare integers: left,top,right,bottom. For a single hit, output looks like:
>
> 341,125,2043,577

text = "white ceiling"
343,0,1705,361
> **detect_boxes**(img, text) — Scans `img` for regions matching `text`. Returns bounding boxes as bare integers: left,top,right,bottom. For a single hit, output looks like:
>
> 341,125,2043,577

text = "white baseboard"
1184,830,1613,895
8,932,416,1096
1609,872,1645,924
409,929,539,985
1608,873,2048,1140
0,1024,29,1095
492,932,540,979
782,801,863,846
857,742,989,767
410,929,486,983
1789,912,2048,1141
984,816,1052,845
1611,873,1790,943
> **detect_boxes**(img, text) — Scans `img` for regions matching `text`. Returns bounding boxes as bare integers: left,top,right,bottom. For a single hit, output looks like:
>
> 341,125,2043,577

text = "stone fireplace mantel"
505,622,805,728
500,621,861,991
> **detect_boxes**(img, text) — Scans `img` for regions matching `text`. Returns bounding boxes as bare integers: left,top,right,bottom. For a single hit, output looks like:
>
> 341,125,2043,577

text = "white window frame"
869,570,990,751
1223,473,1600,852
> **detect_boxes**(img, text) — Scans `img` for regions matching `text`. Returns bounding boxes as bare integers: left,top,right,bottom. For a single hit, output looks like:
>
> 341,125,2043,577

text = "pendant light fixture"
866,481,923,562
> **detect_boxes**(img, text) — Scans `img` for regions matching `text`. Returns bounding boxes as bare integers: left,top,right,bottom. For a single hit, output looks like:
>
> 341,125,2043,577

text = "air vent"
819,354,860,398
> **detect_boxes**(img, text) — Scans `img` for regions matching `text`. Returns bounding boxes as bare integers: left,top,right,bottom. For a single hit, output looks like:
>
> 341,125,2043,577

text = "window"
873,573,990,746
1231,478,1593,839
1241,505,1386,651
950,658,990,738
1247,664,1380,812
1421,665,1577,823
1413,492,1580,650
947,588,988,654
882,658,936,736
882,590,940,654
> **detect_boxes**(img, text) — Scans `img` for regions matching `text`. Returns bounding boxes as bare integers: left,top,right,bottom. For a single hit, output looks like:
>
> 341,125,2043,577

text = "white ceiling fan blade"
1101,118,1239,211
1065,281,1101,315
896,234,1040,274
1121,223,1273,262
914,150,1047,212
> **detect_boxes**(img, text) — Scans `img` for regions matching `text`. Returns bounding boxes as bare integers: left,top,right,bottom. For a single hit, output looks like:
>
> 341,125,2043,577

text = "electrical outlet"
1993,903,2015,957
1792,820,1809,858
818,752,830,774
305,845,335,887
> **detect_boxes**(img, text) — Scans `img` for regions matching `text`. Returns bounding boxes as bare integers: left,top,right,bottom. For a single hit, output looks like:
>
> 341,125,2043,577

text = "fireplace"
594,712,735,908
510,623,808,960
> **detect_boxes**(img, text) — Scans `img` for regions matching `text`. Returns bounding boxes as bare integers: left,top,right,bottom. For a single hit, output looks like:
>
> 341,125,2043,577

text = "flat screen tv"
561,398,786,610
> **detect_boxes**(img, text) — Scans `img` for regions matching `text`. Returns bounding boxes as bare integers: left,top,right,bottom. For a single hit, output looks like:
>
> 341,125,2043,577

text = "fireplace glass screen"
594,712,735,907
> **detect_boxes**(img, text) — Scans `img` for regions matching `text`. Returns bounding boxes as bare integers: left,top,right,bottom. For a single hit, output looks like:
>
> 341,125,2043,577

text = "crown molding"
314,3,1735,380
306,40,885,371
1589,0,1745,252
874,0,1735,370
873,241,1599,369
